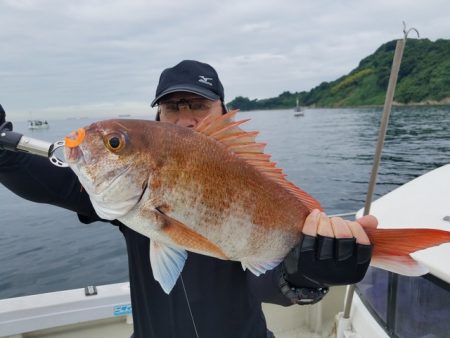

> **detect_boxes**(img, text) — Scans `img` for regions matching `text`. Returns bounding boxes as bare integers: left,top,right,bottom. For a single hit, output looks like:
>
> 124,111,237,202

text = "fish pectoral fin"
150,240,187,294
241,258,283,276
154,208,227,259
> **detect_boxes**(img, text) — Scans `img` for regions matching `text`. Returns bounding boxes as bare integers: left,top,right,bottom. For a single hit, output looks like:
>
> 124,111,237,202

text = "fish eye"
104,132,126,153
109,137,120,148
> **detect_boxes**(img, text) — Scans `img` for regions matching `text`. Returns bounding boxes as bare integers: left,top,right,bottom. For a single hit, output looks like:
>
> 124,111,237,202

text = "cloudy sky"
1,0,449,120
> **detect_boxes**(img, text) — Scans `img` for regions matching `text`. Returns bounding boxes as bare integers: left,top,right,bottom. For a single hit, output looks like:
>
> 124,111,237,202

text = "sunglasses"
159,98,215,113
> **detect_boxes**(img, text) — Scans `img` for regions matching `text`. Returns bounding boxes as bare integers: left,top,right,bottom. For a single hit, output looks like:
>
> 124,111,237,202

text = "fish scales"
141,122,308,259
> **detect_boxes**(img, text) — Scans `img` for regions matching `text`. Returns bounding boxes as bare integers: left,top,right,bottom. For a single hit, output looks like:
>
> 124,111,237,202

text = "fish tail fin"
366,228,450,276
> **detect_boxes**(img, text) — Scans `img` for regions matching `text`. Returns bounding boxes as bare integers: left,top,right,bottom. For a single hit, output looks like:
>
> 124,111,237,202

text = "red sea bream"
64,111,450,293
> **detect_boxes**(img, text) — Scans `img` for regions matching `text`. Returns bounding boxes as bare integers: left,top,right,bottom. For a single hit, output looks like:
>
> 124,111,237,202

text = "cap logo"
198,75,213,86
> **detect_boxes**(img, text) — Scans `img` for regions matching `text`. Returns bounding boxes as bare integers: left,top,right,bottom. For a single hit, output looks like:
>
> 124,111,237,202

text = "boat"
1,164,448,338
294,98,304,117
339,163,450,338
28,120,49,130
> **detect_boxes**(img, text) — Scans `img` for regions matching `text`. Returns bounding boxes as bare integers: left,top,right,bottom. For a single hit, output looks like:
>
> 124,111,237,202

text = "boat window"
394,275,450,338
356,267,389,322
357,268,450,338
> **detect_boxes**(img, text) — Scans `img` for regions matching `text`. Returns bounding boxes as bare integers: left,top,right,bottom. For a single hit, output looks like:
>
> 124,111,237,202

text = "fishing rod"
0,118,67,167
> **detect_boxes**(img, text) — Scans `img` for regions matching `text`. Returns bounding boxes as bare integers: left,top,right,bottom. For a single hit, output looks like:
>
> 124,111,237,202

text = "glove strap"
278,266,329,305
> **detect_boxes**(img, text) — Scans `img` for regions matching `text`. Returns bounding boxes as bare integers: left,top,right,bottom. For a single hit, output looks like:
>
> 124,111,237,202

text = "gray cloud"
1,0,449,120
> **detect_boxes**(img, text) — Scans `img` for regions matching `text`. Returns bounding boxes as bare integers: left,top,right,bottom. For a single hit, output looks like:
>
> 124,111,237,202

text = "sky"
1,0,449,120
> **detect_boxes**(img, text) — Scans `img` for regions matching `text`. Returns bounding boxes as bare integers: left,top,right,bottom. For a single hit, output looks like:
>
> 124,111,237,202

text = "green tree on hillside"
227,39,450,110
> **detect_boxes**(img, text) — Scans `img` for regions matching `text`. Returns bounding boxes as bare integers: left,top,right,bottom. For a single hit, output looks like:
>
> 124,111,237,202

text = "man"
0,60,377,338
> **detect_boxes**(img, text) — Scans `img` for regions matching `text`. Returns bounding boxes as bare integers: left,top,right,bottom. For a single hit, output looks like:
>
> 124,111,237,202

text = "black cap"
151,60,224,107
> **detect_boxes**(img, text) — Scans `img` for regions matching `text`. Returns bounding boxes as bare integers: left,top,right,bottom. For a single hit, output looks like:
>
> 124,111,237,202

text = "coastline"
233,98,450,112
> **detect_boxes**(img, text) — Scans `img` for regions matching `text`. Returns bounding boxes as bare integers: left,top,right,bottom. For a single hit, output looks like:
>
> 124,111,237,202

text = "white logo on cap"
198,75,213,86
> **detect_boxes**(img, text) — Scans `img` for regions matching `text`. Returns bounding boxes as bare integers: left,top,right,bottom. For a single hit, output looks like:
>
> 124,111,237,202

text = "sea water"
0,106,449,298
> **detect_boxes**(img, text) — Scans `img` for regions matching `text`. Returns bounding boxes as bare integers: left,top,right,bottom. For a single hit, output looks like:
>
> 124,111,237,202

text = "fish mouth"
65,146,83,164
90,165,133,196
64,128,87,163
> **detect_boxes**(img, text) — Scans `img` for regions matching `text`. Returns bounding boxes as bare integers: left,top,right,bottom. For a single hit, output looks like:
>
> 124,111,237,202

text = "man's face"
158,92,223,128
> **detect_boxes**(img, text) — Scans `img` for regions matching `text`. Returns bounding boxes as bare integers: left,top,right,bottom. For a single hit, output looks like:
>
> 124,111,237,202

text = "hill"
227,39,450,110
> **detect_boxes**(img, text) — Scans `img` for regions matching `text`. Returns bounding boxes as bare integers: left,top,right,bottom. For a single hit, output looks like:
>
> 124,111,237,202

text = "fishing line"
180,275,200,338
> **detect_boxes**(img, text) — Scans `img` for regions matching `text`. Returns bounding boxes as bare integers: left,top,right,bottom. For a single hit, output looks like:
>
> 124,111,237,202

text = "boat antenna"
403,21,420,39
337,22,420,338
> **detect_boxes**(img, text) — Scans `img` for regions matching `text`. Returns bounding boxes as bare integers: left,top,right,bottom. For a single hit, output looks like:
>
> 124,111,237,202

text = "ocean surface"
0,106,449,299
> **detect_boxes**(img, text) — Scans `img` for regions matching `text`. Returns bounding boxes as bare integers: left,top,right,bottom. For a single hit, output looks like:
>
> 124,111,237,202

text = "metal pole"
342,23,419,320
362,39,405,216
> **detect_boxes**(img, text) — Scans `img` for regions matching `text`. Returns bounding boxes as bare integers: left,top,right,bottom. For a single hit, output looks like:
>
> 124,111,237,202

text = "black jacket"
0,151,292,338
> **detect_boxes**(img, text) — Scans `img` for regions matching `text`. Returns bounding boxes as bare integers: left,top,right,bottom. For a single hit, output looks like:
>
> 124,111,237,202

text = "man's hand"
283,209,378,288
0,104,12,131
0,105,18,151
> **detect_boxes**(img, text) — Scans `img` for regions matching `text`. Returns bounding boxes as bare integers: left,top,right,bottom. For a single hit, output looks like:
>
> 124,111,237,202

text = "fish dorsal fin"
195,111,322,211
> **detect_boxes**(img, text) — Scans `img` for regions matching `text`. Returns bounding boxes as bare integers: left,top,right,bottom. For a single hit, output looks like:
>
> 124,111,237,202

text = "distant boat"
118,114,131,118
294,98,304,117
28,120,49,129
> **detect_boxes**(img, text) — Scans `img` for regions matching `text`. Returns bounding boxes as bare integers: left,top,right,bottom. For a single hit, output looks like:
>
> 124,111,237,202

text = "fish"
64,111,450,294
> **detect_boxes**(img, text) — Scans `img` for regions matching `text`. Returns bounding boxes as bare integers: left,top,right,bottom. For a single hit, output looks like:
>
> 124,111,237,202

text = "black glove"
0,104,12,131
0,104,5,126
283,234,372,288
0,105,20,152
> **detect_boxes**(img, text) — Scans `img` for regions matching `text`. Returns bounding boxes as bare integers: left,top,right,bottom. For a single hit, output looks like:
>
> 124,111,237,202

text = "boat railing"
0,282,132,337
